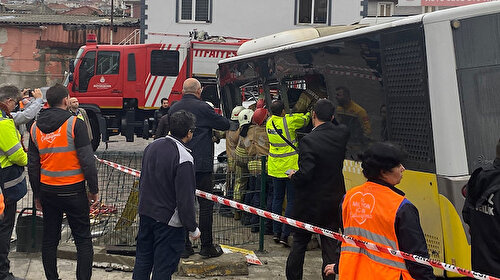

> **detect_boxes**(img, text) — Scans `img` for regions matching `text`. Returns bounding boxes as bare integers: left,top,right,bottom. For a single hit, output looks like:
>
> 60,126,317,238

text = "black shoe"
180,247,194,259
280,236,290,247
273,234,280,244
199,244,223,258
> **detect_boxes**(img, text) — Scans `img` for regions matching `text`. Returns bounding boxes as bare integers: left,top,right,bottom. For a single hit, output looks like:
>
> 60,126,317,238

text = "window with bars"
179,0,211,22
297,0,329,25
377,2,394,17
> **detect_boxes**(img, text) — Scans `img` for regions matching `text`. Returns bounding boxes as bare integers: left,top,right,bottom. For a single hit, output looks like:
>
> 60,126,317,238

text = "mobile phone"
285,169,295,175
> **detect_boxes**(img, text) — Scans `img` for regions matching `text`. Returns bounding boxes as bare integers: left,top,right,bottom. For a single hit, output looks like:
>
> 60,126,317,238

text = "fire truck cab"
65,33,245,150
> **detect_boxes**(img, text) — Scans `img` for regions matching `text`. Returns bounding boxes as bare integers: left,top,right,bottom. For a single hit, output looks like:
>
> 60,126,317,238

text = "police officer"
0,85,25,280
266,100,310,246
463,138,500,278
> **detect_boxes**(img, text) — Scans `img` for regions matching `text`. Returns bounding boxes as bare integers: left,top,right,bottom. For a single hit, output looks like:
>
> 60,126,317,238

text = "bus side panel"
438,194,471,277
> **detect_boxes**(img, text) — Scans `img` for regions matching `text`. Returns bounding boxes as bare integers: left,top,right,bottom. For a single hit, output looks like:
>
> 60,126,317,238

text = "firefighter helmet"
238,108,254,127
231,106,245,121
252,108,268,125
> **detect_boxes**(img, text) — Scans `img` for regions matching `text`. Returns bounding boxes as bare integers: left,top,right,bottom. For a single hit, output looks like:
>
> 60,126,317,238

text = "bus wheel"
89,115,101,151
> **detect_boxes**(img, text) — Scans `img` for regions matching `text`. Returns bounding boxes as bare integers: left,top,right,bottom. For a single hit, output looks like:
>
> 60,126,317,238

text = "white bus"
218,2,500,277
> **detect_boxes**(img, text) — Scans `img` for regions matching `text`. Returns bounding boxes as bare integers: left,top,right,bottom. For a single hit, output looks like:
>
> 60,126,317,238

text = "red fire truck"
65,34,246,150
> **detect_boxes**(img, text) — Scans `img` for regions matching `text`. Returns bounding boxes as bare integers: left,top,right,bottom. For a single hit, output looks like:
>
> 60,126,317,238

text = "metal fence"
16,151,271,249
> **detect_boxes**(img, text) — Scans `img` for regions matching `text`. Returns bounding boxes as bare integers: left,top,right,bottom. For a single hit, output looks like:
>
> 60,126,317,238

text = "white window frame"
377,2,394,17
296,0,330,25
422,6,439,13
178,0,211,23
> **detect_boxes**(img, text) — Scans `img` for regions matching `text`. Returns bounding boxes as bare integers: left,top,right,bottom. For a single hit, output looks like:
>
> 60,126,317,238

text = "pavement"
10,234,327,279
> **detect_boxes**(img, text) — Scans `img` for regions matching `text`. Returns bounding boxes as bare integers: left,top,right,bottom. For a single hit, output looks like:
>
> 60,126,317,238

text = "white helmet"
238,108,254,127
231,106,245,121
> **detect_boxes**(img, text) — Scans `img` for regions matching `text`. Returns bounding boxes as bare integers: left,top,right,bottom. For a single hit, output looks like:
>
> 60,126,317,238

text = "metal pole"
110,0,114,45
258,155,267,252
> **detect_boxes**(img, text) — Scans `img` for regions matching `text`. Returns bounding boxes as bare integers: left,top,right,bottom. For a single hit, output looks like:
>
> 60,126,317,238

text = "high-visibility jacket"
0,109,25,213
339,181,414,280
31,116,85,186
266,113,310,178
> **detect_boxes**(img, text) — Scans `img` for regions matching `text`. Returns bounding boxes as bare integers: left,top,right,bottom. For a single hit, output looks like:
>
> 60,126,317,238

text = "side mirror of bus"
69,59,75,73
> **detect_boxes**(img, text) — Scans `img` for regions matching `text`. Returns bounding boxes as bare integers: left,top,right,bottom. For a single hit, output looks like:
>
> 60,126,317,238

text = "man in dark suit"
285,99,349,280
169,78,234,258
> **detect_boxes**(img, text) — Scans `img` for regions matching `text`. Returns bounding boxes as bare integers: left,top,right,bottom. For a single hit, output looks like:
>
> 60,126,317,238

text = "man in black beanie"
463,138,500,278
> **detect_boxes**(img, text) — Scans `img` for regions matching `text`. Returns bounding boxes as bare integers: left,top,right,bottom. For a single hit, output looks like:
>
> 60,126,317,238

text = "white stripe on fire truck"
145,44,170,106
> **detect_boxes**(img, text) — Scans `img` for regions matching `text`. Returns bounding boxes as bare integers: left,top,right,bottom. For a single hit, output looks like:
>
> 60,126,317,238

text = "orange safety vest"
30,116,85,186
339,181,414,280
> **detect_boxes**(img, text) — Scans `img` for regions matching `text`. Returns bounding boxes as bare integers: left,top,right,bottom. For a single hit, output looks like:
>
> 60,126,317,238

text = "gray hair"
0,85,21,102
0,85,20,102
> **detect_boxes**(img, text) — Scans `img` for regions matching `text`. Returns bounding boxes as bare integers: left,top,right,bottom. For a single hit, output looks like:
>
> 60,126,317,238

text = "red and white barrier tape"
95,156,499,280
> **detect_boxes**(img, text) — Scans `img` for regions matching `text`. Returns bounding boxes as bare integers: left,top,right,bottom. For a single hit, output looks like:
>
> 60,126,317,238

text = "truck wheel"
89,115,101,151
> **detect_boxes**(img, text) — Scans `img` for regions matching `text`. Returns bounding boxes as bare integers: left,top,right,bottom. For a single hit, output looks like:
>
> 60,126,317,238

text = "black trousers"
40,191,93,280
0,201,16,280
185,172,214,249
286,225,340,280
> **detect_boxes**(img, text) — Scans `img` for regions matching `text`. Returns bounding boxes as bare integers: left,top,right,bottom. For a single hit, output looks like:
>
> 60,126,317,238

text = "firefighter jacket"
463,158,500,278
246,125,269,175
0,108,27,212
225,125,240,172
339,181,434,280
266,113,310,178
28,108,98,197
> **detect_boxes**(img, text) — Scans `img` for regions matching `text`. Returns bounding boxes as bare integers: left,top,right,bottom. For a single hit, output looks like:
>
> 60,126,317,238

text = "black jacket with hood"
463,158,500,278
28,107,98,197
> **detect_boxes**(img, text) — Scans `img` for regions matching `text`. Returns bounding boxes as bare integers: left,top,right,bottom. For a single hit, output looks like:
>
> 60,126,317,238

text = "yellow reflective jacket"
0,110,27,169
266,112,310,178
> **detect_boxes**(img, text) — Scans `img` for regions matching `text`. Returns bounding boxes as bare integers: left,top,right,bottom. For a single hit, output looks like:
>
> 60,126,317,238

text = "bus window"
78,51,96,93
97,51,120,75
453,12,500,172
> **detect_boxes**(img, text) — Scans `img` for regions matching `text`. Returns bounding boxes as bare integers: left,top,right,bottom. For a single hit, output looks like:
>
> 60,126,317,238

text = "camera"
27,89,34,97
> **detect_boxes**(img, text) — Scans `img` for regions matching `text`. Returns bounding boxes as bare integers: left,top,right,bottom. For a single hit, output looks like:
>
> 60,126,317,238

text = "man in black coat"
285,99,349,280
169,78,234,258
463,138,500,278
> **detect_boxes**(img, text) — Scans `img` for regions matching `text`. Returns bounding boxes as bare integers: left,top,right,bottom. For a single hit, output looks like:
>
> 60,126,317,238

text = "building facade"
143,0,364,44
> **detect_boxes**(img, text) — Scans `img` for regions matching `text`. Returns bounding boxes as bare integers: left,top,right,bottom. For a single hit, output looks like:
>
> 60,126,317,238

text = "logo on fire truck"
93,76,111,89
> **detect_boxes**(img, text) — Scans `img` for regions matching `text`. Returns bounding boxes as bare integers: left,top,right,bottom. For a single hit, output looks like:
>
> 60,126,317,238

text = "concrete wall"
145,0,362,44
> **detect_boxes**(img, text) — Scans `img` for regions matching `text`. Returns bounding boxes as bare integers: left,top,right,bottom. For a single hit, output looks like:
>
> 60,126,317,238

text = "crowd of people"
0,79,499,280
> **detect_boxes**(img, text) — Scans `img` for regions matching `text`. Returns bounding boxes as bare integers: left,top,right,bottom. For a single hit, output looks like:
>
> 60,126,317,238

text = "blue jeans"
133,215,185,280
271,177,294,239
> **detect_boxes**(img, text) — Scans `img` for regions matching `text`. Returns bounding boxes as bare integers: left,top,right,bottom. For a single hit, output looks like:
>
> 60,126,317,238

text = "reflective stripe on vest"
5,143,22,157
341,246,407,270
4,173,24,189
32,116,84,185
339,182,414,280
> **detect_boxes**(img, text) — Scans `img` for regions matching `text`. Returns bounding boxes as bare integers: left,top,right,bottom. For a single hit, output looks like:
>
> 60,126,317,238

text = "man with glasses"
134,110,200,279
169,78,235,258
0,85,26,280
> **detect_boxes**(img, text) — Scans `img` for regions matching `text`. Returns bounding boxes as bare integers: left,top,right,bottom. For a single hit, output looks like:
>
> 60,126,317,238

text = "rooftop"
0,13,139,26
